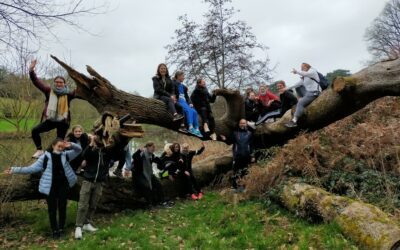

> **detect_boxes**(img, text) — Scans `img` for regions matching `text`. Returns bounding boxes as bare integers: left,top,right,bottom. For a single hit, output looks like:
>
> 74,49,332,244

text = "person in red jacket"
29,59,76,159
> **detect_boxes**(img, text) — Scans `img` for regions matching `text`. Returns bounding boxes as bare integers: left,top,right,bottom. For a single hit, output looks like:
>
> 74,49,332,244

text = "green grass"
0,192,357,249
0,118,38,132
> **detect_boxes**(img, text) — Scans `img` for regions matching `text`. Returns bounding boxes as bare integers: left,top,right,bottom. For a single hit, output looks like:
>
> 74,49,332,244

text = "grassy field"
0,192,357,249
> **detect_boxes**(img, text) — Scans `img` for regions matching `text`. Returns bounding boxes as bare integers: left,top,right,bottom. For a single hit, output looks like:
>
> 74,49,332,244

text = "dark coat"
231,128,253,159
65,133,90,170
190,86,216,112
244,98,259,122
279,90,298,116
82,146,112,183
180,146,205,172
152,76,175,98
131,149,163,176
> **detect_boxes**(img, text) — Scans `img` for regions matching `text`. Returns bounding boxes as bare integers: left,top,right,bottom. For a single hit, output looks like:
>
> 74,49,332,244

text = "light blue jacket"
11,143,82,195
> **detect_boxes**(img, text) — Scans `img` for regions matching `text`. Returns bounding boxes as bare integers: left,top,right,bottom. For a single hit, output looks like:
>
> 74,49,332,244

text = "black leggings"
46,180,69,232
198,107,215,132
157,96,177,115
231,156,250,189
180,171,201,195
32,120,69,149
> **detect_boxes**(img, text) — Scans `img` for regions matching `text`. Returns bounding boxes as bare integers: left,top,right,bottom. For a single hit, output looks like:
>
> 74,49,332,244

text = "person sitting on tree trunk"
124,142,173,208
152,63,184,122
245,91,260,129
285,63,321,128
29,59,77,159
276,81,298,117
221,119,255,191
190,78,217,140
179,142,205,200
5,138,81,239
173,71,203,137
65,125,90,174
256,84,282,125
74,135,112,240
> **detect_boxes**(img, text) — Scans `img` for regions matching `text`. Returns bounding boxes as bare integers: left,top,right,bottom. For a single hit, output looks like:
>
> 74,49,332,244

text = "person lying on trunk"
5,138,81,239
159,142,183,181
29,59,77,159
179,142,205,200
190,78,217,140
152,63,183,122
276,81,298,117
255,84,282,125
173,71,203,138
74,135,112,240
65,125,90,174
124,142,173,208
285,63,321,128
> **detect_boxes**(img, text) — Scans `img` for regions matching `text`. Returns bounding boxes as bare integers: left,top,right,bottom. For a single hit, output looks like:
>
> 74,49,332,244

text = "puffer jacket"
11,143,81,195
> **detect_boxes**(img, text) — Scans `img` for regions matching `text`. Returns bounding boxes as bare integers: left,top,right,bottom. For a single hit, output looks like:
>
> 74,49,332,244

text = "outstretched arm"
10,154,46,174
28,60,51,94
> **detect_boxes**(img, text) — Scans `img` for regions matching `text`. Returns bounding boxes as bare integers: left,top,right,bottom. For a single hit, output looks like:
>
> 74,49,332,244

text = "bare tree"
0,0,106,52
365,0,400,61
165,0,273,90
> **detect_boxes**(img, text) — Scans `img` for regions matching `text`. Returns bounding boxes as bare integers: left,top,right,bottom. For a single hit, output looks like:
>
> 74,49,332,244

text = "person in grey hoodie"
5,138,81,239
285,63,321,128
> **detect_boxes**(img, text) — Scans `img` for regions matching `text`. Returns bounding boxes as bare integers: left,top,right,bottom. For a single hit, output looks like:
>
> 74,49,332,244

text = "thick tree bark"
280,181,400,250
51,55,400,148
0,153,233,211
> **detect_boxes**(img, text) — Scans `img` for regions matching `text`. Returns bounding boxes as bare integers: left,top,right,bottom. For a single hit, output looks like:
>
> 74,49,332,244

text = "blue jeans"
178,99,199,128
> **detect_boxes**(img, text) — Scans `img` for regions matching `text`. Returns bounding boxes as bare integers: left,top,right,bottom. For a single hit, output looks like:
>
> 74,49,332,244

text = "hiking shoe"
83,223,98,232
284,120,297,128
113,168,123,178
160,201,173,208
191,128,203,138
178,126,188,133
197,192,203,199
173,114,184,121
52,230,60,240
191,193,198,200
75,227,82,240
32,150,44,159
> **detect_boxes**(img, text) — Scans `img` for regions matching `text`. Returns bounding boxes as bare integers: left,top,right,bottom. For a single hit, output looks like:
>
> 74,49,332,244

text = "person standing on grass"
285,63,321,128
180,142,205,200
190,78,217,140
65,125,90,174
221,119,255,191
4,138,81,239
124,142,173,208
74,135,112,240
152,63,184,122
29,59,77,159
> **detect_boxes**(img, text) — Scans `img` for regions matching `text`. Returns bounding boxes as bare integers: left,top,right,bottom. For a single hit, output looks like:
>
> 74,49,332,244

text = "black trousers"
32,120,69,149
231,156,250,189
46,180,69,232
157,96,177,115
180,171,201,195
198,107,215,132
133,174,165,205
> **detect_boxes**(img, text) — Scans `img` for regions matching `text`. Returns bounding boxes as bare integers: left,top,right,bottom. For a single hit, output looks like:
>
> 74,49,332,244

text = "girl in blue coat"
5,138,81,239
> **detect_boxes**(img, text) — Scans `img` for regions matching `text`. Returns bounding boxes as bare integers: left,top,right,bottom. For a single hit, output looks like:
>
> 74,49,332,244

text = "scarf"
142,149,154,190
46,86,69,121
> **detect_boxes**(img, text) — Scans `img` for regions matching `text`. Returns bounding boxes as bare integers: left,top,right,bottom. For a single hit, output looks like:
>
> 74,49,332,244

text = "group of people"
4,59,324,241
245,62,324,128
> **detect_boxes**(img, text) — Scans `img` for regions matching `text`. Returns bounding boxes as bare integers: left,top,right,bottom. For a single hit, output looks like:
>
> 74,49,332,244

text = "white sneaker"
247,121,256,129
32,150,44,159
75,227,82,240
210,133,217,141
83,223,98,232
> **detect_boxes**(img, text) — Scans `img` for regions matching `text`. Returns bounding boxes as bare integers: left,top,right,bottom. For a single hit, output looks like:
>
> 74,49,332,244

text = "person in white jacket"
285,63,321,128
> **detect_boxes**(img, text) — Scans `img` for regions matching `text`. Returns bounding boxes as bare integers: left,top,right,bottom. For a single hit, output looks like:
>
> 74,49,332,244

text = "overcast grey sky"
38,0,387,96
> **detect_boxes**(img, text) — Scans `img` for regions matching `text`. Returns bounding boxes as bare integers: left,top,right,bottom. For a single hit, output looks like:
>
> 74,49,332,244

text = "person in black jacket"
221,119,255,190
65,125,89,173
244,91,260,123
276,81,298,117
152,63,183,121
160,142,183,180
190,78,217,139
179,142,205,200
125,142,171,208
75,135,112,240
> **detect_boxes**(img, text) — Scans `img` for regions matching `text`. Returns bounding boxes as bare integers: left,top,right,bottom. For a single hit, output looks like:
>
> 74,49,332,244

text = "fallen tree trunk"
0,153,233,211
50,55,400,148
280,181,400,250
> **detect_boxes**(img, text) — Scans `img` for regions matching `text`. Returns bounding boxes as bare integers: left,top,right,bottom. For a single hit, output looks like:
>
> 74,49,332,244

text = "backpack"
311,72,329,91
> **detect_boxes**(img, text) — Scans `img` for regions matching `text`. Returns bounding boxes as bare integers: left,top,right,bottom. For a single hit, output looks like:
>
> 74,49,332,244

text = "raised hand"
3,168,12,175
29,59,37,72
